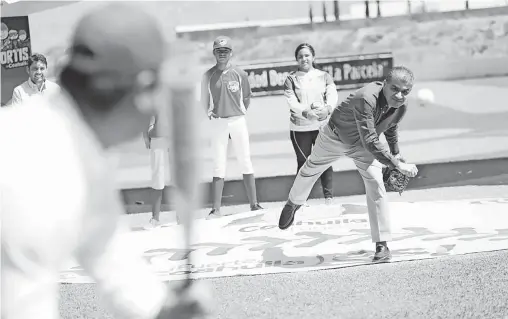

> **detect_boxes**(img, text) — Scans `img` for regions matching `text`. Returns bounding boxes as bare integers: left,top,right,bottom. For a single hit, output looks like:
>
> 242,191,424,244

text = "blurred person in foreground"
0,3,210,319
278,66,419,262
284,43,338,206
10,53,61,105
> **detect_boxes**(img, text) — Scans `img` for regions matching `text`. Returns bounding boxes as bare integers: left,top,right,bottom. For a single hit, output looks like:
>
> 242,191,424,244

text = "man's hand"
302,108,319,120
157,281,213,319
397,162,418,177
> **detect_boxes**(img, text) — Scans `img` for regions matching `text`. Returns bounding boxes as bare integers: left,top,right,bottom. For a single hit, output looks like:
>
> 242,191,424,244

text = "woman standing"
284,43,338,205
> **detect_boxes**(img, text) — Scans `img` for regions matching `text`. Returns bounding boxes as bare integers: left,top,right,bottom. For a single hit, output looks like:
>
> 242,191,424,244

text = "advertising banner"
243,52,393,97
59,198,508,283
1,16,31,106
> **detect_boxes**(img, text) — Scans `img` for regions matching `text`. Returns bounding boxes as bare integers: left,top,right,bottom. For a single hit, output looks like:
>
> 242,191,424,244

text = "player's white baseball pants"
210,115,254,178
150,137,170,190
288,123,391,243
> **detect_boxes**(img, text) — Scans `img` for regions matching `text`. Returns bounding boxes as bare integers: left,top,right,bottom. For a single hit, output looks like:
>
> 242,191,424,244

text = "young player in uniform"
10,53,61,105
284,43,338,205
201,36,263,219
143,114,172,229
1,4,210,319
278,66,419,262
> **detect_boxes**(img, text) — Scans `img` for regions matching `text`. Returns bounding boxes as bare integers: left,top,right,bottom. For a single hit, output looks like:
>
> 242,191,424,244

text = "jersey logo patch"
227,81,240,93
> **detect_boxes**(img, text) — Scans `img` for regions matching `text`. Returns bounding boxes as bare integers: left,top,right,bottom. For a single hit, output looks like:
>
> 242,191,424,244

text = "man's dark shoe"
278,201,302,230
372,242,392,262
207,208,224,220
251,203,264,211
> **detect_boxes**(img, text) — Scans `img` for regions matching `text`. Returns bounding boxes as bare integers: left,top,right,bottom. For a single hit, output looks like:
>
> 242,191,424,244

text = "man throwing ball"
278,66,418,262
1,3,209,319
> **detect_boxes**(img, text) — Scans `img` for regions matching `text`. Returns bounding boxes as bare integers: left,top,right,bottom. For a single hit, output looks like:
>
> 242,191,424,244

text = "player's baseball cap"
213,36,233,51
66,3,164,82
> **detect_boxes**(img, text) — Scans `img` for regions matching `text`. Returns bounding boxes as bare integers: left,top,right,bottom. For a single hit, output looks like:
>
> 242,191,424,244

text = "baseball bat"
165,39,204,288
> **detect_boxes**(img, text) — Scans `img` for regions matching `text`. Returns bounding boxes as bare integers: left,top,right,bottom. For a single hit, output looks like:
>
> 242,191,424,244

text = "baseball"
416,88,435,106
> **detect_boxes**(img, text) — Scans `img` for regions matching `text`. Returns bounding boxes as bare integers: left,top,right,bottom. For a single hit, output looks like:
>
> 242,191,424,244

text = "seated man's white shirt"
0,92,168,319
10,78,61,105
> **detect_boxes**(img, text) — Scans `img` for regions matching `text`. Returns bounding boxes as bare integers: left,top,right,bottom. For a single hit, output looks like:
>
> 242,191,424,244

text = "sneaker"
143,218,161,230
278,201,302,230
372,242,392,262
251,203,264,211
325,197,333,205
206,208,224,220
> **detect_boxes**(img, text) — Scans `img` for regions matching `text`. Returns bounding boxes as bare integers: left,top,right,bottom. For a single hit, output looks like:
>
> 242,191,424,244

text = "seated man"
10,53,60,105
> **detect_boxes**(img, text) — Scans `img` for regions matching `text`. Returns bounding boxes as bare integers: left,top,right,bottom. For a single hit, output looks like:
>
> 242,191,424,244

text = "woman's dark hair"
294,43,318,69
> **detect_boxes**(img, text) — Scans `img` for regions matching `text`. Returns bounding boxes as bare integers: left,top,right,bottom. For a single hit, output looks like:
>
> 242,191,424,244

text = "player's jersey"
0,92,167,319
201,64,251,118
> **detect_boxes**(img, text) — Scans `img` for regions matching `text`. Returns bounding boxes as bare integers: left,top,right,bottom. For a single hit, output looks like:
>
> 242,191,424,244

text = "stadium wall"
176,6,508,42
